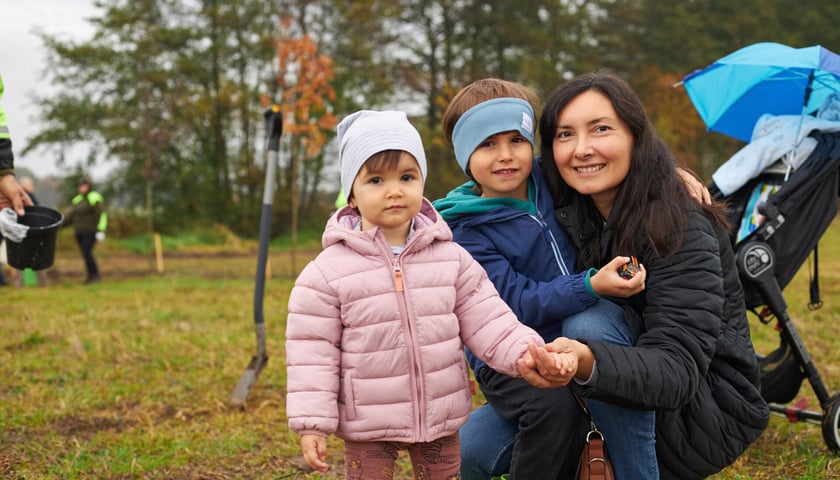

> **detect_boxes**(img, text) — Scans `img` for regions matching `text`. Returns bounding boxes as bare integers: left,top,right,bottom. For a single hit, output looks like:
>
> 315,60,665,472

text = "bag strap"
574,392,589,415
584,429,610,477
575,393,613,479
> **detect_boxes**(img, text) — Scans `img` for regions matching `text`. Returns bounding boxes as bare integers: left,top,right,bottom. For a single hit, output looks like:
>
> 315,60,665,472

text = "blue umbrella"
680,42,840,143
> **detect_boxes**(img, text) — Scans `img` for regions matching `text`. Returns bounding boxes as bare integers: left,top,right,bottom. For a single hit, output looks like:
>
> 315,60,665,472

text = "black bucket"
5,205,64,270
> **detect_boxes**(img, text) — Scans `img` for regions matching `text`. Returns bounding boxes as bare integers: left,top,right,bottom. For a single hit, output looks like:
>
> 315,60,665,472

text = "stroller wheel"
758,338,803,404
821,393,840,453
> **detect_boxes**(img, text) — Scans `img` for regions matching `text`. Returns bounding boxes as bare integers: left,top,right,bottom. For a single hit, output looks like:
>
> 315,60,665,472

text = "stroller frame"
718,130,840,451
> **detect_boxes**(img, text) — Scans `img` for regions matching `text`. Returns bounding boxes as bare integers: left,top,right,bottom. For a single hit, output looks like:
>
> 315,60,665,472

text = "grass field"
3,222,840,479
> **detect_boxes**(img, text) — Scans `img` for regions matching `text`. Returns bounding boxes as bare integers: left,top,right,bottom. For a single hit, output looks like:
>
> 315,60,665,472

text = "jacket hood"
323,197,451,253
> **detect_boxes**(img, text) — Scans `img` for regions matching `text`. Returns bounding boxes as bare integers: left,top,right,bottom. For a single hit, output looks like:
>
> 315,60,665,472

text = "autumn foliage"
274,17,337,160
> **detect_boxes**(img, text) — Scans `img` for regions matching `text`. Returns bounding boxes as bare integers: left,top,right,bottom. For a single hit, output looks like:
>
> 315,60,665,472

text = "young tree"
275,18,337,273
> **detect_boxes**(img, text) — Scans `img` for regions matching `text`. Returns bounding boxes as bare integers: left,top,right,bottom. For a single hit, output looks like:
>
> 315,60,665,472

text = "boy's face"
348,152,424,245
468,130,533,200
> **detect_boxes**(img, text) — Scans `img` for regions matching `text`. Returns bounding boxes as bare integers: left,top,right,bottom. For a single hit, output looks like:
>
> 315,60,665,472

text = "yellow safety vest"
0,74,9,140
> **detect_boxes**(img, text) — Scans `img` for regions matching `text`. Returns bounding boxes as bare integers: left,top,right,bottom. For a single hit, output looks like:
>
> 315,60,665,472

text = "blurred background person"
63,177,107,284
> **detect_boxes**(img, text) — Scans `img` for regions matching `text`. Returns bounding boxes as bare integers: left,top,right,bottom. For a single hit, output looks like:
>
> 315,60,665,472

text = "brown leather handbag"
576,396,615,480
577,423,614,480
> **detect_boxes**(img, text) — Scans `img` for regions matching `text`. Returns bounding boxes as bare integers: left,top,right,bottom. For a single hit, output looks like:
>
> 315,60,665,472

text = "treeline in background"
21,0,840,239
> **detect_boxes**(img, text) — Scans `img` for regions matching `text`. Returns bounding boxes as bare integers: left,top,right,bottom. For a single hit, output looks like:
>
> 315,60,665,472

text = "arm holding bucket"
0,73,33,216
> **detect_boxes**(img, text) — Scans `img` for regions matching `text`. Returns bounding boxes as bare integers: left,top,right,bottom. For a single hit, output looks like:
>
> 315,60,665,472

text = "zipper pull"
394,265,403,292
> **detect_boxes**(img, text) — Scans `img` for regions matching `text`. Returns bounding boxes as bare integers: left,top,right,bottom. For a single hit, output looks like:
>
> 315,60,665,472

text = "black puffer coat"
556,200,769,480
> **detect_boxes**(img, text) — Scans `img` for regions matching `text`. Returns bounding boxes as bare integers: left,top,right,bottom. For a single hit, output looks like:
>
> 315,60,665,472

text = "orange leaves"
635,65,706,169
274,23,336,159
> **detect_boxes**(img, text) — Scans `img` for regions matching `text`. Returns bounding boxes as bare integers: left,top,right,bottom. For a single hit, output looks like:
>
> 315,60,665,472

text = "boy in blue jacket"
432,79,654,480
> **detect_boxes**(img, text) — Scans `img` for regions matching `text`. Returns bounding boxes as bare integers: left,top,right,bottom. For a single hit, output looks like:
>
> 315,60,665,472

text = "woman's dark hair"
539,71,729,263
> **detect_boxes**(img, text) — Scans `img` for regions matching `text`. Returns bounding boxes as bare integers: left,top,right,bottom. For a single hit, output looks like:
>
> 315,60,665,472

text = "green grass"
4,221,840,478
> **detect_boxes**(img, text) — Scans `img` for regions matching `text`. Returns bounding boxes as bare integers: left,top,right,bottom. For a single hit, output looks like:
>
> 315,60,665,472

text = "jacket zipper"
528,213,571,275
378,234,425,441
393,260,425,440
477,209,571,276
394,264,404,292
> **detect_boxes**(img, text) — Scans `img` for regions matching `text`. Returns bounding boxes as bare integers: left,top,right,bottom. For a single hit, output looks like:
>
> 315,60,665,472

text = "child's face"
550,90,633,219
348,152,424,245
468,130,533,200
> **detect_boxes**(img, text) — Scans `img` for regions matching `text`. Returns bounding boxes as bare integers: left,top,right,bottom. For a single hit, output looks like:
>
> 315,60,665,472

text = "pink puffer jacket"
286,199,543,443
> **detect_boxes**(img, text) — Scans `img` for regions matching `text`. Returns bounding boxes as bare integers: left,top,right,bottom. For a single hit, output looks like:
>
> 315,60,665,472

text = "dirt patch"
47,401,213,441
0,447,24,478
51,413,137,439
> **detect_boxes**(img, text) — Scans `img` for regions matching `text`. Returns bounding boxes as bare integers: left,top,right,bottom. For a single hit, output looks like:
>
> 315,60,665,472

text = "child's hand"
677,167,712,205
548,350,577,383
589,256,646,298
520,347,536,369
518,341,578,387
544,338,578,383
301,434,329,473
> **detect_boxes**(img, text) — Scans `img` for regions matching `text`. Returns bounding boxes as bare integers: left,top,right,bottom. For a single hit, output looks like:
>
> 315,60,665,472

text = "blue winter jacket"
432,159,598,380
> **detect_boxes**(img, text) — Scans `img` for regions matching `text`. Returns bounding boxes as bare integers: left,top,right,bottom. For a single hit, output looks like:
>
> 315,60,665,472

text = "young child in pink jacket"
285,110,567,478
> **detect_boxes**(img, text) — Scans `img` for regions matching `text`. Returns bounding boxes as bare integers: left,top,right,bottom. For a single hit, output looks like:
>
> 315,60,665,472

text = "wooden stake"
154,232,165,274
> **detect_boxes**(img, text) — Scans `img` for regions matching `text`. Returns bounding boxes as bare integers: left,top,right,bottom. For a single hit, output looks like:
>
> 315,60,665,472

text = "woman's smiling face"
550,89,634,218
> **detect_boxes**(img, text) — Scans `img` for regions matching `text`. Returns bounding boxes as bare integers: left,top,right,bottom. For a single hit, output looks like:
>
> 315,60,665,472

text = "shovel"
229,106,283,407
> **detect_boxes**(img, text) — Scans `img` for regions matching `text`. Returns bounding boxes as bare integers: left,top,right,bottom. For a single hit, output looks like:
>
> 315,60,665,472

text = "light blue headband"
451,97,535,174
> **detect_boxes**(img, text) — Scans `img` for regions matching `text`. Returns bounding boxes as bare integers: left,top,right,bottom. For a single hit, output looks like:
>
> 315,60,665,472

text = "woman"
520,71,769,479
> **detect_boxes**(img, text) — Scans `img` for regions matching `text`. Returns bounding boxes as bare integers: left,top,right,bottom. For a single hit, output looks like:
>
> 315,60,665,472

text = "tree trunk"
289,135,300,277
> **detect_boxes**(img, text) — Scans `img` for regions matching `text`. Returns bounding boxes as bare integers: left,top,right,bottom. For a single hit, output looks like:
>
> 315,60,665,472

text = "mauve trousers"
343,433,461,479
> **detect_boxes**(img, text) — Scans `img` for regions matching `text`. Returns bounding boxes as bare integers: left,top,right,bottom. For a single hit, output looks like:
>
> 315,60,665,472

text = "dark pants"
478,368,588,480
75,231,99,278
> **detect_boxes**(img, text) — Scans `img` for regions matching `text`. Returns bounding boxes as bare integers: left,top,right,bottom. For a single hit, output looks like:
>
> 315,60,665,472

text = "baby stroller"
710,129,840,452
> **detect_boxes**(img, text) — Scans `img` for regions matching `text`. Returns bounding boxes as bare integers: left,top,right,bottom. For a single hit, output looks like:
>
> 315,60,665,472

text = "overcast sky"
1,0,102,180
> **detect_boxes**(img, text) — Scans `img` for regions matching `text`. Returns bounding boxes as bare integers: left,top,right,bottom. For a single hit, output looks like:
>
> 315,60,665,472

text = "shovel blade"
229,354,268,407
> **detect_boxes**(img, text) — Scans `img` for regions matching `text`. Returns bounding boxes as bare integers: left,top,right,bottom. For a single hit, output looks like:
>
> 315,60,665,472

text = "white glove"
95,231,106,242
0,208,28,243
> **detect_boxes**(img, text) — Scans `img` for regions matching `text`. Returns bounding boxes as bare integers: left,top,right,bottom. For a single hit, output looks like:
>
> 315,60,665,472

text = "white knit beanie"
337,110,427,202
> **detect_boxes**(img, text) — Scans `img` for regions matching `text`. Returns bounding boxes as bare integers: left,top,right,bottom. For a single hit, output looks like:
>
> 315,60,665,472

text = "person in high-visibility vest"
0,73,32,216
327,187,347,219
64,177,108,284
334,187,347,210
0,73,34,286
